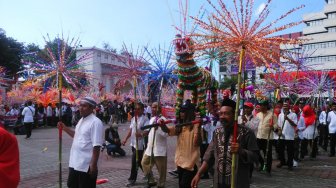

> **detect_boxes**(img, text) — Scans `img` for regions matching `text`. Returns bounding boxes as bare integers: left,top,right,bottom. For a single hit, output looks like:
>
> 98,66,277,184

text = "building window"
97,52,101,57
307,19,323,27
328,27,336,33
303,40,336,50
328,13,336,19
328,0,335,4
308,56,336,63
104,54,108,59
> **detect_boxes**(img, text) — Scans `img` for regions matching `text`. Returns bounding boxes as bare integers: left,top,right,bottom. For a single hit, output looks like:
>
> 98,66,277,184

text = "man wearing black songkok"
191,99,259,188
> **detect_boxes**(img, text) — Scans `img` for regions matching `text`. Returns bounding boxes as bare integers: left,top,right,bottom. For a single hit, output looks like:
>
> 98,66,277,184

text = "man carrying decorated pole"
122,77,149,187
141,102,169,188
166,100,201,188
190,0,305,185
191,98,259,188
319,105,330,151
57,97,104,188
256,95,279,175
141,77,168,188
276,102,298,170
20,35,94,187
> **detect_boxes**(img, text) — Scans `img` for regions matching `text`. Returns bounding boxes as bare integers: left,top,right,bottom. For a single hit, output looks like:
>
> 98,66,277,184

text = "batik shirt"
204,125,259,188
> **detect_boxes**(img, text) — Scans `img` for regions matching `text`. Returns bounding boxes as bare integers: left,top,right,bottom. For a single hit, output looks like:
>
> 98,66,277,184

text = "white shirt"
144,116,168,156
55,107,59,117
62,106,67,114
238,114,260,136
327,111,336,134
319,111,327,125
69,113,104,172
297,115,305,139
277,112,298,140
8,108,19,116
302,122,318,139
22,106,35,123
146,106,152,114
202,122,217,144
46,106,53,117
129,115,149,150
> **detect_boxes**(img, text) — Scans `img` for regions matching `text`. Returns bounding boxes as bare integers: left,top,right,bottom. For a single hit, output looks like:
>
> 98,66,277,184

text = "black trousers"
319,125,329,149
46,116,53,126
330,133,336,156
301,138,318,158
129,147,143,181
257,139,273,173
177,165,197,188
278,139,294,167
67,167,97,188
24,122,33,138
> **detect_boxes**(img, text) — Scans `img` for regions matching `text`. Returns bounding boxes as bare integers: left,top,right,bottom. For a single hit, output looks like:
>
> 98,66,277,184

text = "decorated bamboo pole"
230,46,245,188
241,61,247,117
311,91,321,156
133,76,139,169
58,71,62,188
150,78,164,168
263,88,279,171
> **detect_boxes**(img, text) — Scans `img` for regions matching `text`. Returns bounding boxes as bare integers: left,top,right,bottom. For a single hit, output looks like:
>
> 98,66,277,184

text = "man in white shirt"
238,102,260,136
146,105,152,119
276,102,298,170
319,105,329,151
57,97,104,188
122,102,149,186
327,102,336,157
46,103,53,127
141,102,169,188
7,105,19,116
21,101,35,139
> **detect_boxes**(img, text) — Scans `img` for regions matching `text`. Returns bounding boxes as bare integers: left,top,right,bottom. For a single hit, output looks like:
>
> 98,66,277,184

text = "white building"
76,47,137,94
300,0,336,70
279,0,336,70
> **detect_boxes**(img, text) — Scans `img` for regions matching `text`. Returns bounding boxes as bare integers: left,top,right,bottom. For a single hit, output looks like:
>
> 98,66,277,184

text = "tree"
25,43,41,53
220,75,238,93
0,29,25,78
102,42,117,53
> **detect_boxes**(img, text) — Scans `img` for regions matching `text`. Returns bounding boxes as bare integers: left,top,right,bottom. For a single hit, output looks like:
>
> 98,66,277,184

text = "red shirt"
0,127,20,188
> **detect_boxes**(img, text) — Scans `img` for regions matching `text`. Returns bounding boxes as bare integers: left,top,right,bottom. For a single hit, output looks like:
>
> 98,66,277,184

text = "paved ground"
15,123,336,188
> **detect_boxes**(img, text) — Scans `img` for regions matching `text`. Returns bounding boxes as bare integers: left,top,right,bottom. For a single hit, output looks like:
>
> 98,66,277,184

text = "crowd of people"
0,99,147,137
1,94,336,188
116,96,336,188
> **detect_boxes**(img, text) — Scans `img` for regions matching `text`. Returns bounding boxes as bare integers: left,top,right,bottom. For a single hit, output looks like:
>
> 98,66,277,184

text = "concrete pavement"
16,123,336,188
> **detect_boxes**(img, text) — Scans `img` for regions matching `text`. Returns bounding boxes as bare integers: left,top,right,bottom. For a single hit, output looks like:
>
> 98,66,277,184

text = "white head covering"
80,97,97,107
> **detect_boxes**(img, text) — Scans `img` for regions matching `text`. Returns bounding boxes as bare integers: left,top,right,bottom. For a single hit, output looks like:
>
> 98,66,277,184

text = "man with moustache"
141,102,169,188
276,102,298,170
191,99,259,188
58,97,104,188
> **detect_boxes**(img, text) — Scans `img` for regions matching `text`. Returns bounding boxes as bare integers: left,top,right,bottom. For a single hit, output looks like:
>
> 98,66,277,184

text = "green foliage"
102,42,117,53
25,43,41,53
43,38,76,63
0,29,25,77
219,75,238,90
